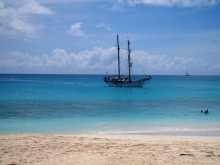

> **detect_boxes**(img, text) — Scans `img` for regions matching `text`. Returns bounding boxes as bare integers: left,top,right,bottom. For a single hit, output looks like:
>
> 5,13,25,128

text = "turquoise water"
0,74,220,135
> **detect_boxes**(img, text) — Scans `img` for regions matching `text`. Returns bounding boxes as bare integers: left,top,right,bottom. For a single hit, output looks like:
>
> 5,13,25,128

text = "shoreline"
1,132,220,137
1,126,220,137
1,134,220,165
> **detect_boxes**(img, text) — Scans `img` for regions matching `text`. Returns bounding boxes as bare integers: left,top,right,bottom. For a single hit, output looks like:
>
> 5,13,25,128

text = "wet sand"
0,134,220,165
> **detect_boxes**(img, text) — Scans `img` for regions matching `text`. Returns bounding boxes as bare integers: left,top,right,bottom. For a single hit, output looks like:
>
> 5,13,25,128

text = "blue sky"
0,0,220,74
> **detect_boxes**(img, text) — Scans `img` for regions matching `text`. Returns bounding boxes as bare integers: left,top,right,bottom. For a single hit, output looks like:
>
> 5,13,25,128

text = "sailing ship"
104,34,152,87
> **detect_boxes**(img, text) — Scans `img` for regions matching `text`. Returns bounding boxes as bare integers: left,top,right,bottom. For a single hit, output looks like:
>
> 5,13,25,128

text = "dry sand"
0,134,220,165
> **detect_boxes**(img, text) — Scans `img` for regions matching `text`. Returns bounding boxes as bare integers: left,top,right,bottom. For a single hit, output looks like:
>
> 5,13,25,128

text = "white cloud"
1,47,218,74
38,0,87,4
68,22,85,37
18,0,53,15
119,0,220,7
0,0,53,37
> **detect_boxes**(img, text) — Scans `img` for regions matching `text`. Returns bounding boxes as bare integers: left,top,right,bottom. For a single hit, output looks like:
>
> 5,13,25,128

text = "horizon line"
0,73,220,76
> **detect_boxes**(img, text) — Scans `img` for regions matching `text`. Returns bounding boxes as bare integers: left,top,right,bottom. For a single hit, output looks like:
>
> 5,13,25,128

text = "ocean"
0,74,220,136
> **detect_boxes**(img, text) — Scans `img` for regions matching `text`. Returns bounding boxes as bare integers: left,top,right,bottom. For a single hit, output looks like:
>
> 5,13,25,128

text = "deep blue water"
0,74,220,135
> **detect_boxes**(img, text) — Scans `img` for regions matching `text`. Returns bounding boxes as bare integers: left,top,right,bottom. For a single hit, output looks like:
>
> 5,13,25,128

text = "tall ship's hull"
106,80,144,87
104,35,152,88
104,76,152,87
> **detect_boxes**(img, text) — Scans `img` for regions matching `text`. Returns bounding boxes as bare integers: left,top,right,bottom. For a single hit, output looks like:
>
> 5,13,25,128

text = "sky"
0,0,220,75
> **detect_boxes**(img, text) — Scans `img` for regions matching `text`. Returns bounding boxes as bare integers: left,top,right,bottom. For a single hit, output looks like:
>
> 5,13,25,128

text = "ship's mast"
117,34,121,78
128,40,132,82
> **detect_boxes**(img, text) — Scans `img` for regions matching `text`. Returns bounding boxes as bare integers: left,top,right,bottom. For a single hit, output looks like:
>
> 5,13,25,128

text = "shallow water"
0,74,220,135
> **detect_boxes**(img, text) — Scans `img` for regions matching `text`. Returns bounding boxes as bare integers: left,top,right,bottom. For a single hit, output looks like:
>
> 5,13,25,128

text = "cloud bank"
119,0,220,7
0,0,53,37
0,47,218,74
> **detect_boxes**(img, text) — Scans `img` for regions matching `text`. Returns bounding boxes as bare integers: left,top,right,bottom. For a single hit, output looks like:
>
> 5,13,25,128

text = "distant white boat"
104,34,152,87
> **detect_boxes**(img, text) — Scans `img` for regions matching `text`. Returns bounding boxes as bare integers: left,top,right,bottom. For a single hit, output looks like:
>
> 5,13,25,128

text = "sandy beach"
0,134,220,165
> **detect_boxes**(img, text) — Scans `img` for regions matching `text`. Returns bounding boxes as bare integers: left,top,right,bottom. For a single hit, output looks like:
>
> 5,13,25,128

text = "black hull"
104,76,151,87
